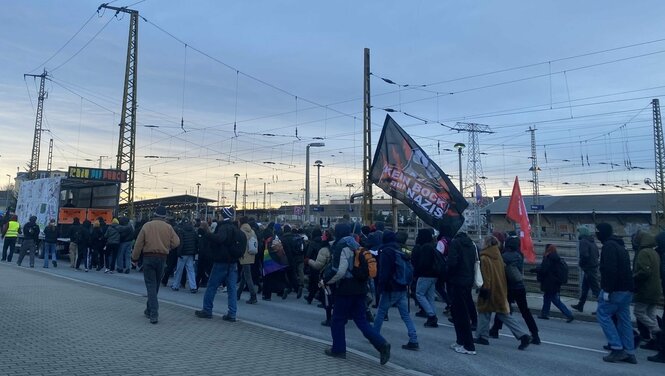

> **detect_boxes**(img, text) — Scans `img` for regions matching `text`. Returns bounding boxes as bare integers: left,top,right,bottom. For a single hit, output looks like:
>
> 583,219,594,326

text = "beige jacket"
239,223,257,265
131,218,180,261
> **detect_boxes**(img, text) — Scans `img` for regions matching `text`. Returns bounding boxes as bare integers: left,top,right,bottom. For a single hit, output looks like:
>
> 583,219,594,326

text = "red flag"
506,176,536,263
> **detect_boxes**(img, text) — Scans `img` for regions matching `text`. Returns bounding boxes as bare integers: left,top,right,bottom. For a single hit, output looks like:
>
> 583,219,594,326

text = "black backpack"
226,226,247,260
557,258,569,284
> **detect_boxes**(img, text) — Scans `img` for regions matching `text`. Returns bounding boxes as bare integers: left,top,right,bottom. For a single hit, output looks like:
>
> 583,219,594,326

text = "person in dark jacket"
490,233,540,344
17,215,40,267
43,219,59,268
412,229,440,328
115,217,134,274
67,217,81,268
655,231,665,313
195,207,242,322
373,230,419,351
91,220,107,271
631,230,662,350
195,219,213,287
595,222,637,364
104,218,121,273
171,218,199,293
572,226,601,313
75,220,93,271
532,244,574,322
324,223,391,364
447,231,477,355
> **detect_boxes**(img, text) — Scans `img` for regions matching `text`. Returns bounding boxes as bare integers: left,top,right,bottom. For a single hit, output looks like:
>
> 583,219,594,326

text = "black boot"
424,315,439,328
531,333,541,345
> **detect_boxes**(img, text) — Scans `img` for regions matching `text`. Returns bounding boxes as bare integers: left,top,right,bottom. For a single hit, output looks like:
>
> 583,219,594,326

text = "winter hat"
311,228,322,239
415,229,433,245
361,225,371,236
382,230,397,244
112,218,119,225
577,226,591,237
221,207,235,221
395,231,408,245
375,221,386,231
595,223,613,242
283,224,292,233
154,205,167,218
273,223,282,234
334,223,351,240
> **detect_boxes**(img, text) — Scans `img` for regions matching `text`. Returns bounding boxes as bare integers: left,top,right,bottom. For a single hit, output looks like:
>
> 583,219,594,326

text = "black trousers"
196,255,213,287
450,285,475,351
491,288,539,336
262,270,289,299
161,248,178,285
578,268,600,307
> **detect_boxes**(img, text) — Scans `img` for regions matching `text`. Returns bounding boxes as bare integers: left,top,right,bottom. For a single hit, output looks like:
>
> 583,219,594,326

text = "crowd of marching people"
1,206,664,366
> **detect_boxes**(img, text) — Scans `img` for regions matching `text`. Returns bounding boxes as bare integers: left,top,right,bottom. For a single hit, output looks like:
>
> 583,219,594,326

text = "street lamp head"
454,142,466,150
234,173,240,178
196,182,201,187
308,142,325,148
314,160,323,167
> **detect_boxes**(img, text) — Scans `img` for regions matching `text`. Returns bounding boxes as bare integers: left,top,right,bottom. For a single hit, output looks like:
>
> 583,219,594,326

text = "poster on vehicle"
58,208,87,224
15,177,62,230
87,208,113,224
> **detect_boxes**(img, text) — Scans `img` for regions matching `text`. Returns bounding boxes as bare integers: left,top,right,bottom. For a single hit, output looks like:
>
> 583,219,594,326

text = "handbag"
505,263,523,283
473,244,483,288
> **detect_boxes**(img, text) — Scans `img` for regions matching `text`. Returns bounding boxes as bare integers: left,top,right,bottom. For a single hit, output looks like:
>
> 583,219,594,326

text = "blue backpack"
393,249,414,286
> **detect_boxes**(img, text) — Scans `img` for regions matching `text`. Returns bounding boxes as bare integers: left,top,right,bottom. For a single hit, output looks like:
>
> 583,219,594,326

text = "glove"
602,292,610,301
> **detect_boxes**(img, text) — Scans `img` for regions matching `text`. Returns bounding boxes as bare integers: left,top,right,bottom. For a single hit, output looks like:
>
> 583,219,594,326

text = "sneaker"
222,314,237,322
571,303,584,313
415,310,427,318
195,310,212,319
603,349,629,363
143,310,150,318
566,316,575,323
531,334,541,345
247,296,258,304
640,339,659,351
401,342,419,351
324,348,346,359
84,268,89,272
124,269,130,274
52,261,57,267
171,287,179,291
150,318,158,324
518,335,531,350
43,265,48,268
648,352,665,363
104,268,110,273
454,346,476,355
537,315,549,320
262,296,272,301
379,343,391,365
489,330,499,339
621,354,637,364
190,289,198,294
450,342,462,350
281,288,289,300
474,337,489,345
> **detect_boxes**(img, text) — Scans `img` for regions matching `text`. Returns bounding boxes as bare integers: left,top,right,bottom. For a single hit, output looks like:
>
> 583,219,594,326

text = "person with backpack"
324,223,391,365
237,216,259,304
170,218,199,293
305,228,329,304
280,225,306,299
17,215,40,268
474,235,531,350
532,244,574,322
373,230,419,351
571,226,601,313
43,219,58,268
195,207,246,322
411,229,441,328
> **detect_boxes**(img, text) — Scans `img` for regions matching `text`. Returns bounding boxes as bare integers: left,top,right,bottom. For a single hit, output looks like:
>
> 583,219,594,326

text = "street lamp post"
233,173,240,220
305,142,325,223
314,160,324,207
5,174,11,211
267,191,274,221
346,183,354,213
195,183,201,219
454,143,465,191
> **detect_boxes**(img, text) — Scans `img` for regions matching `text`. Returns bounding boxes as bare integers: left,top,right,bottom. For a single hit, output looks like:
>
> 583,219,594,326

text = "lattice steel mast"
362,48,373,224
24,69,48,180
528,127,541,241
47,138,53,173
653,98,665,227
99,4,139,218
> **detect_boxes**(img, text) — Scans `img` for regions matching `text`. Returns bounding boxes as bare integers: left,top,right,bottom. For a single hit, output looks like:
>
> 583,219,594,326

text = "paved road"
0,260,662,375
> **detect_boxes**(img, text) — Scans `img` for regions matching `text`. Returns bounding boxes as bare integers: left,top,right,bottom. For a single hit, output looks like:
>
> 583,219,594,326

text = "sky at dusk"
2,0,665,208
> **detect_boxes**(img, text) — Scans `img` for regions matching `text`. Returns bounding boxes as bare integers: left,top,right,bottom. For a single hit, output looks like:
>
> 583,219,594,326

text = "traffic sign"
531,204,544,211
312,206,324,212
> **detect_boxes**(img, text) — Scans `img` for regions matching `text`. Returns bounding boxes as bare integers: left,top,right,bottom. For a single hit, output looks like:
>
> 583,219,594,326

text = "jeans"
202,262,237,318
2,237,17,261
542,292,573,319
415,277,437,317
116,241,132,271
43,242,57,267
450,285,475,351
491,288,539,336
373,290,418,344
331,294,387,353
578,268,600,308
596,290,635,354
238,264,256,297
17,239,37,267
477,312,527,340
172,255,197,290
142,256,165,320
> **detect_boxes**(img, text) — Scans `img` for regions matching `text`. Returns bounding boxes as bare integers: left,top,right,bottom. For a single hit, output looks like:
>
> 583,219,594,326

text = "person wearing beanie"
43,219,59,268
104,217,121,273
532,244,574,322
595,222,637,364
571,226,600,313
17,215,40,268
131,205,180,324
411,228,441,328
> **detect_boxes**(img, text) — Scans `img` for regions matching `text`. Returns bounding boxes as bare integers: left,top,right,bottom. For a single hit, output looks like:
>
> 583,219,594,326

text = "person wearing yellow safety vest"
1,214,20,262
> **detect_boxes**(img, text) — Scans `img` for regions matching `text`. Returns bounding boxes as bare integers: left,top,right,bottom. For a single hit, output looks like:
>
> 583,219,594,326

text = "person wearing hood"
595,222,637,364
324,223,391,365
115,217,134,274
170,218,199,293
17,215,40,268
237,216,258,304
571,226,600,313
411,228,441,328
373,230,419,351
43,219,59,268
104,218,121,273
631,230,662,351
447,231,478,355
532,244,574,322
656,231,665,311
305,228,330,304
474,235,531,350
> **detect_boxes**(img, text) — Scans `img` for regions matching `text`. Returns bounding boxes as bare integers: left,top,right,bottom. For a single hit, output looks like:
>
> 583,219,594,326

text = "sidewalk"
0,263,414,376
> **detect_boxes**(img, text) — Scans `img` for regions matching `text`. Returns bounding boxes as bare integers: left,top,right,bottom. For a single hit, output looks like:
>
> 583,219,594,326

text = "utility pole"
528,127,542,241
362,48,373,225
99,4,139,218
242,179,247,216
451,122,493,239
24,69,48,180
652,98,665,228
46,138,53,174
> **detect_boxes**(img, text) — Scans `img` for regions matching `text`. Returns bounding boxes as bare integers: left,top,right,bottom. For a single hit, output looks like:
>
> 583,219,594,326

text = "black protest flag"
369,115,467,236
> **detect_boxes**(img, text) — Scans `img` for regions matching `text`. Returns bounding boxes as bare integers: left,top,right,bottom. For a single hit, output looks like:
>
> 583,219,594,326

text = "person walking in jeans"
195,207,242,322
373,230,419,351
170,218,198,293
115,217,134,273
411,229,440,328
131,206,180,324
572,227,600,313
533,244,574,322
237,216,258,304
43,219,58,268
595,222,637,364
